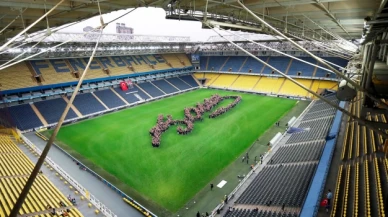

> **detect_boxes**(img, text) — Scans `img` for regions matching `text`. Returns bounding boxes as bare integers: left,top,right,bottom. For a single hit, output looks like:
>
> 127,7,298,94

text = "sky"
59,7,219,42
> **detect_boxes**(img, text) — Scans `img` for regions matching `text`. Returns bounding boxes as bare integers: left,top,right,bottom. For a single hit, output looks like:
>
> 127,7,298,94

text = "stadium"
0,0,387,217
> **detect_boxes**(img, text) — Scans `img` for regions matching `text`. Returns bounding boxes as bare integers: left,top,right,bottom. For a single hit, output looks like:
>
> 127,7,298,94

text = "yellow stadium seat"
230,75,260,90
211,74,239,88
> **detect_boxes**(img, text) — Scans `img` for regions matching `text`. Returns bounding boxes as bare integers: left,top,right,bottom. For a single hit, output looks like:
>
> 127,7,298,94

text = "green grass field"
52,89,297,213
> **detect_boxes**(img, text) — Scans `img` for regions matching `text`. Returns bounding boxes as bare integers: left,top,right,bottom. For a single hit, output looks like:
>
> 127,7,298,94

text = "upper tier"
199,56,348,78
0,53,192,92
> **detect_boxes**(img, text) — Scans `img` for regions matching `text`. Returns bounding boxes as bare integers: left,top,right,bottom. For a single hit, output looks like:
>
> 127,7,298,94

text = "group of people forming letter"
149,94,242,147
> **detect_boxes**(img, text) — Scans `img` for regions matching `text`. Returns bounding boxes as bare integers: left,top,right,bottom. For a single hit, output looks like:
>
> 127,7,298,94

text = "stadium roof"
0,0,384,42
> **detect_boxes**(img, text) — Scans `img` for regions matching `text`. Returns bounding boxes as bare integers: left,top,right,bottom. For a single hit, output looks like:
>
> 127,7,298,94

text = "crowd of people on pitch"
149,94,242,147
209,95,241,118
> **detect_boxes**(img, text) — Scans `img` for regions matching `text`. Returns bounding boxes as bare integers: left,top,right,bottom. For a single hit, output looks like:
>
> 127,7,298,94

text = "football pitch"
52,89,297,213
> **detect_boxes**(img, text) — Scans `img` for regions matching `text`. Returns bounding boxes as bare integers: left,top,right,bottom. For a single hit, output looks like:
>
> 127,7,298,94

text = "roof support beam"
314,0,352,38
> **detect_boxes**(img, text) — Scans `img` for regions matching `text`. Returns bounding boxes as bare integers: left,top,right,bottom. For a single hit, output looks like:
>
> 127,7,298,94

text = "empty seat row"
302,108,336,121
268,141,325,165
286,117,334,144
224,208,298,217
235,163,317,207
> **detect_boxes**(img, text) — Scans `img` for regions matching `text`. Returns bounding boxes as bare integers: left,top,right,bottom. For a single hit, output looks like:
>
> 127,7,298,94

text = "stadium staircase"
0,134,84,217
221,94,339,217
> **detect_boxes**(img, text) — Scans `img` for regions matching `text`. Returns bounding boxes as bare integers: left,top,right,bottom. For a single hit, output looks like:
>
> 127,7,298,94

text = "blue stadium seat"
262,57,290,74
3,104,42,130
93,89,126,109
221,56,247,72
137,82,164,97
34,98,78,124
239,56,267,73
113,87,142,103
200,56,208,70
180,75,199,87
165,77,191,90
287,57,316,76
152,80,179,94
207,56,228,71
315,57,348,78
71,93,106,115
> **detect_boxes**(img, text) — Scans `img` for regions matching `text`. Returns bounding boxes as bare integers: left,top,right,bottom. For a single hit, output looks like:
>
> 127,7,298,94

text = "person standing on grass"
210,183,214,191
196,211,200,217
326,189,332,205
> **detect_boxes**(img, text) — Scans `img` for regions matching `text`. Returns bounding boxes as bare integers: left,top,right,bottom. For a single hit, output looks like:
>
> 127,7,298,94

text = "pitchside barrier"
21,134,118,217
22,87,199,133
209,99,315,216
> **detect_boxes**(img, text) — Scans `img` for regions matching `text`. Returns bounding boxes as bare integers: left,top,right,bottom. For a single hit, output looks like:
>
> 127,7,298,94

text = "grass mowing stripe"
53,89,296,212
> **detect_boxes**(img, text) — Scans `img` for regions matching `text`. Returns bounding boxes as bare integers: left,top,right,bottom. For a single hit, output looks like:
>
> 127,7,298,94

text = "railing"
208,98,315,216
21,134,117,217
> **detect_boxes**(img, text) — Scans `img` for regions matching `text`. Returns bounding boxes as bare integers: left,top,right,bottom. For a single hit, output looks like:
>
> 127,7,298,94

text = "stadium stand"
221,56,247,72
93,89,126,109
165,77,191,90
196,72,338,97
34,98,78,124
278,79,312,97
137,82,165,97
0,54,192,92
314,57,348,78
112,87,142,103
236,163,317,207
198,56,348,79
268,141,325,165
70,93,106,115
262,57,292,74
200,56,208,70
239,56,267,73
287,57,317,76
211,74,239,88
327,91,388,217
0,105,42,131
151,79,179,94
224,209,298,217
230,75,260,90
180,75,199,87
0,63,38,90
207,56,229,71
0,135,83,216
225,94,338,216
2,74,198,131
254,77,285,93
174,54,192,66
